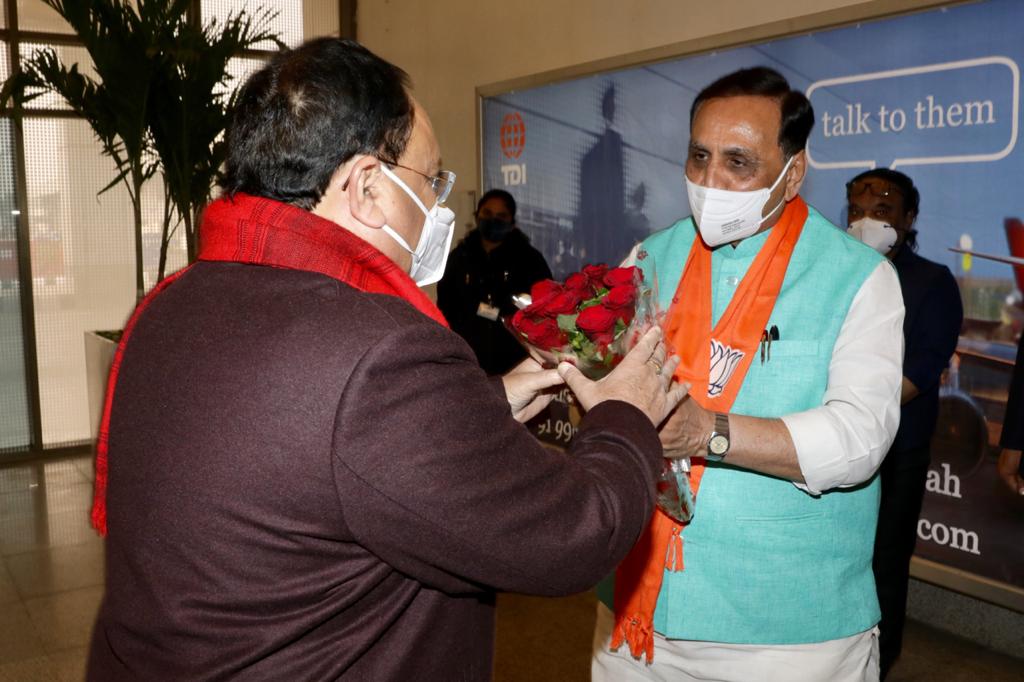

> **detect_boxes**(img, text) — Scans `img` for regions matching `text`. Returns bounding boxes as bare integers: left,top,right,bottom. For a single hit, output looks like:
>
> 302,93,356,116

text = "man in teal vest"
588,67,904,682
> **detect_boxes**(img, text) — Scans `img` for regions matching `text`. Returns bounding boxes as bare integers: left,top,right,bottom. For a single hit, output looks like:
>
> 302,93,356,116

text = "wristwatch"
706,412,730,462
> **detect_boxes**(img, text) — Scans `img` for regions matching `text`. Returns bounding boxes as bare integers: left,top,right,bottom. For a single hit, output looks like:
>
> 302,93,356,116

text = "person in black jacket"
845,168,963,680
438,190,552,374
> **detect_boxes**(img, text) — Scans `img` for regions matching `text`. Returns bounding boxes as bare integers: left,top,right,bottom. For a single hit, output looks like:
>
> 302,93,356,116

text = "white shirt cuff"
782,410,850,496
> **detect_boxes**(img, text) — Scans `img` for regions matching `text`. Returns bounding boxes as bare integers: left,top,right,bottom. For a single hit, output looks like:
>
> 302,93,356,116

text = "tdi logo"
501,164,527,186
499,112,527,186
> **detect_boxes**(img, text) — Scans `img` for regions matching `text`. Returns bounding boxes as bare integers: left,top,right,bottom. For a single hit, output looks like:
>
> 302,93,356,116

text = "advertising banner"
482,0,1024,605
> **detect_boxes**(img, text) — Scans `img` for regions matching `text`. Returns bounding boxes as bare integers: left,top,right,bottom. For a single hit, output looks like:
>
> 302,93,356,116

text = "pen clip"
767,325,779,363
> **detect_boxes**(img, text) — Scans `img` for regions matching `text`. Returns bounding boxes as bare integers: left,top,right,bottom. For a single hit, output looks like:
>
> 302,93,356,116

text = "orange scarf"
610,196,808,662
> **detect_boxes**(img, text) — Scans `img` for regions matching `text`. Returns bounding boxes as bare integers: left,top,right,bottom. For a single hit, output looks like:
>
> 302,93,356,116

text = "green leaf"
97,166,131,196
557,314,579,332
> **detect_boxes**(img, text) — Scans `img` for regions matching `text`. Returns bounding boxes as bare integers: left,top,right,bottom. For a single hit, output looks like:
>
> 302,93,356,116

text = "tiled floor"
1,455,1020,681
0,456,98,682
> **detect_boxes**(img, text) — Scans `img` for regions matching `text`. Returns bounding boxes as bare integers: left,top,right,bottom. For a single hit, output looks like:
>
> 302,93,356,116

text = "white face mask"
848,217,899,255
685,156,794,247
379,165,456,287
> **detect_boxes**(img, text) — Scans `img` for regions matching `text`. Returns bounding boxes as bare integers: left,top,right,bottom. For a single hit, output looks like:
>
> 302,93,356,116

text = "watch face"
709,434,729,456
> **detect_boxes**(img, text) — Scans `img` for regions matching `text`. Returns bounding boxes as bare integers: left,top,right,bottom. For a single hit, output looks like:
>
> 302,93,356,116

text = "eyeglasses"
387,161,457,205
846,179,903,199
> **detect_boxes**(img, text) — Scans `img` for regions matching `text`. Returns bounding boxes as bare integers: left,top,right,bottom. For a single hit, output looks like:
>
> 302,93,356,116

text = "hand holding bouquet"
510,259,696,524
510,264,656,380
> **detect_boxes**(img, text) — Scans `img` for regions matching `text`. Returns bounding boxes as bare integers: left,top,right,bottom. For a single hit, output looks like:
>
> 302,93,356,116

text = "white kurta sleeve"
781,261,905,495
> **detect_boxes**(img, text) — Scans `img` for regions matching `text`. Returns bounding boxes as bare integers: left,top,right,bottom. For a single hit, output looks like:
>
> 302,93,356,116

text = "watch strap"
706,412,731,461
714,412,729,439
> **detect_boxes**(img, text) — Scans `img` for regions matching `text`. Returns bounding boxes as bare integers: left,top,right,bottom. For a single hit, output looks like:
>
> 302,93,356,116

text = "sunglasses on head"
846,179,904,199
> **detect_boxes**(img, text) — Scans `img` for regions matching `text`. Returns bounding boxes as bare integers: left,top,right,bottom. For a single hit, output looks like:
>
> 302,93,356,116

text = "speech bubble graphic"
806,57,1020,170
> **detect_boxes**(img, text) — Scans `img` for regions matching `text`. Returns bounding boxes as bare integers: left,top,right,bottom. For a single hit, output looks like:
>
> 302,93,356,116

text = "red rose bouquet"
510,263,657,379
512,257,693,523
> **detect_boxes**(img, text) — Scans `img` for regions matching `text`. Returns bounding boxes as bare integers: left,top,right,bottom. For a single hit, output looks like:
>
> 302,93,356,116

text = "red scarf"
90,193,448,535
610,197,808,662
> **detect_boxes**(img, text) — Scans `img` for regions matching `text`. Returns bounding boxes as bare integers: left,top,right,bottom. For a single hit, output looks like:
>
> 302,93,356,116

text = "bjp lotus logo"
708,339,744,397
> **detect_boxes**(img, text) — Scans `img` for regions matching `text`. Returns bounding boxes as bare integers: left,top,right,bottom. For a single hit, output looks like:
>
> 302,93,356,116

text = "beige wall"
304,0,341,41
357,0,944,235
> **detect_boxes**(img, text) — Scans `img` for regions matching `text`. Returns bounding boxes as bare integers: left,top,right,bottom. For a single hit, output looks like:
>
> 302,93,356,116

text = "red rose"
603,285,636,309
565,272,592,293
518,316,567,350
591,331,615,349
512,310,567,349
530,279,562,302
530,289,581,316
582,263,610,285
535,319,568,349
604,266,640,289
576,304,619,338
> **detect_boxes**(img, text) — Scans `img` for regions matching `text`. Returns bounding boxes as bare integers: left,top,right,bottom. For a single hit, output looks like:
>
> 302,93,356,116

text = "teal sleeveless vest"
598,205,886,644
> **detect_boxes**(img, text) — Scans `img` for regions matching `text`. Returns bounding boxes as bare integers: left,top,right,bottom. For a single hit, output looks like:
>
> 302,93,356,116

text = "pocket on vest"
728,511,833,560
743,340,825,417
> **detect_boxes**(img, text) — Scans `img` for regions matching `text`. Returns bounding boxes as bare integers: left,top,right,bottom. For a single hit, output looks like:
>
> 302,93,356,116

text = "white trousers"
591,603,879,682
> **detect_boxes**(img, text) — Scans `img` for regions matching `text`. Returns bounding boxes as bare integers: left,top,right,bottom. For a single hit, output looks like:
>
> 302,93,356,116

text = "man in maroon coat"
86,38,684,680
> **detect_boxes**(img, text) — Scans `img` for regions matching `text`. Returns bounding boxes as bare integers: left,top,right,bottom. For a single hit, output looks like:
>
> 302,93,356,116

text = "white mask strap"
760,155,796,223
380,164,431,215
381,224,416,255
771,155,796,192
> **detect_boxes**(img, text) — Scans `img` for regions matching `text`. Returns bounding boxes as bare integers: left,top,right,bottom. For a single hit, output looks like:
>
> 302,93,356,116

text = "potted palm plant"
2,0,280,440
2,0,160,301
148,3,281,280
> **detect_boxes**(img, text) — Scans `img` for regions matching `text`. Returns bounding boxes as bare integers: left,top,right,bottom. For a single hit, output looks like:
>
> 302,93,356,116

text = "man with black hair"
438,188,552,375
85,38,688,680
590,67,904,681
846,168,962,679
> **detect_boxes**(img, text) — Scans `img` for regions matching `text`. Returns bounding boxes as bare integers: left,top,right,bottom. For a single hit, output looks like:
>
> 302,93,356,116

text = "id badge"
476,302,500,321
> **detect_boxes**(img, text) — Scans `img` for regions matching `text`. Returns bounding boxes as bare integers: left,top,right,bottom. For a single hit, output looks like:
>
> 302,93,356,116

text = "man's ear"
345,155,388,229
783,150,807,201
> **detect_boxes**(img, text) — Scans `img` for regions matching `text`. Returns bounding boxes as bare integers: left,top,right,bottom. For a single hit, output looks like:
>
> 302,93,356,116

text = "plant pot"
84,330,120,443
